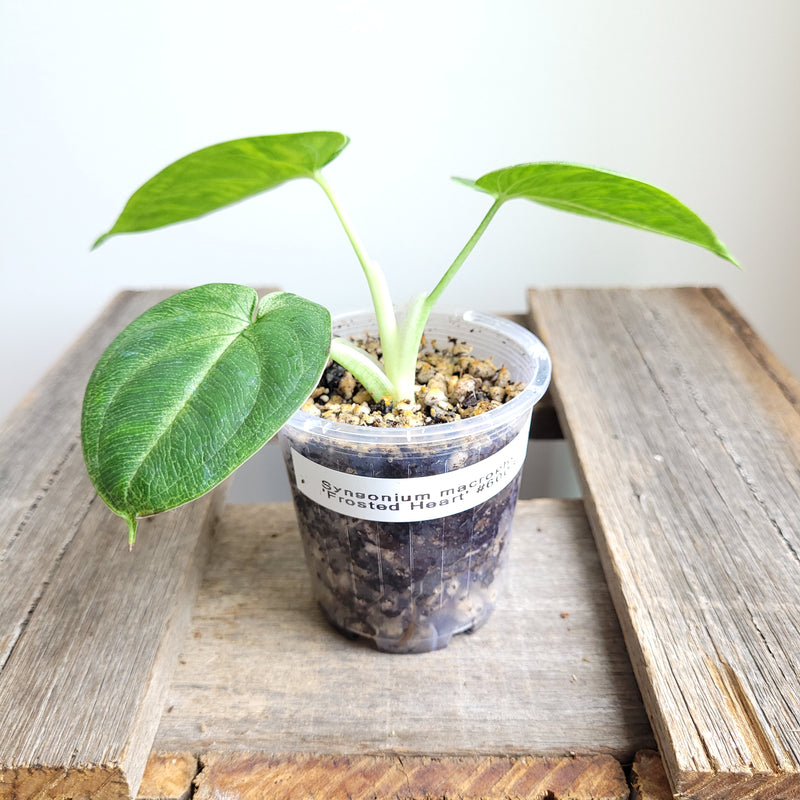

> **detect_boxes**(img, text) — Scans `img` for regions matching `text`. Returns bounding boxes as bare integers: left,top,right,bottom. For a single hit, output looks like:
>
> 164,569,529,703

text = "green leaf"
93,131,350,247
81,284,330,545
455,163,739,266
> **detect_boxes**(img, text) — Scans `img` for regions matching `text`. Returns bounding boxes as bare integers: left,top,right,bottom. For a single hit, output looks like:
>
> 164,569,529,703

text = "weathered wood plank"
700,287,800,411
194,752,630,800
152,499,653,760
0,289,176,669
0,290,228,799
528,287,800,799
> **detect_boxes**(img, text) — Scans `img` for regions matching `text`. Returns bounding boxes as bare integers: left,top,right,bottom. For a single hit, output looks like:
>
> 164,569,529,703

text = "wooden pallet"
1,287,799,799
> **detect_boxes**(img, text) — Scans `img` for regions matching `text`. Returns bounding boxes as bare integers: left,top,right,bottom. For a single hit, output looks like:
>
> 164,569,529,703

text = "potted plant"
83,131,737,652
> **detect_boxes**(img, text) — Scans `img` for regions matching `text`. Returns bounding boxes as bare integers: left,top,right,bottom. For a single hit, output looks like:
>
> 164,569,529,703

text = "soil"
280,328,530,654
300,333,526,427
282,420,521,653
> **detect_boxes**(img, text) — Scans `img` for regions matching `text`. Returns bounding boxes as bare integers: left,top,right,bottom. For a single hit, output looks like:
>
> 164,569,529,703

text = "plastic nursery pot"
277,309,552,654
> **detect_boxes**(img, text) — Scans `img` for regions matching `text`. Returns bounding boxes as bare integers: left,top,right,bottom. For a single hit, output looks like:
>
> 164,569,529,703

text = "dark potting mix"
280,333,530,653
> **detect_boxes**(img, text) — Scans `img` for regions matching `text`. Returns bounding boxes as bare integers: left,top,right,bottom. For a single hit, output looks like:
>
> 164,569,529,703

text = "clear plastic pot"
277,309,551,653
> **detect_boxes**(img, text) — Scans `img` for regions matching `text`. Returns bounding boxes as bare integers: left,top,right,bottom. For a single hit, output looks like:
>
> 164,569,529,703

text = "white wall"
2,1,799,422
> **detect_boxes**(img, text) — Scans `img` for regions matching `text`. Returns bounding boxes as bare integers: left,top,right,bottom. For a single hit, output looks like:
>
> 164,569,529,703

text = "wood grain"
137,752,196,800
631,751,673,800
528,287,800,799
151,499,653,761
700,287,800,411
0,289,174,669
0,290,228,800
194,752,630,800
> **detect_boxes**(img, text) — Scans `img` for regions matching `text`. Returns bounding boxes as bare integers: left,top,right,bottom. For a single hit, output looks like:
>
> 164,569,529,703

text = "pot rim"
280,308,552,445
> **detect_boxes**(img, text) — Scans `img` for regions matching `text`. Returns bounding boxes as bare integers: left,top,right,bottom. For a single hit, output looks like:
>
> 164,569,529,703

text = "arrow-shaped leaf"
93,131,349,247
455,163,739,266
81,284,330,545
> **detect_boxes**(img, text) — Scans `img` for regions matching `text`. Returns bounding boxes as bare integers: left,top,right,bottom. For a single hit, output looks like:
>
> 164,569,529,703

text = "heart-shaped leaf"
93,131,349,247
455,163,739,266
81,284,330,545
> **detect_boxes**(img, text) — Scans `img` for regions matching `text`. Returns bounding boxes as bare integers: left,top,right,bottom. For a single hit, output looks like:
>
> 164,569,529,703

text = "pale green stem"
313,172,399,361
329,337,395,400
424,198,505,313
386,198,507,401
388,293,429,402
312,178,505,405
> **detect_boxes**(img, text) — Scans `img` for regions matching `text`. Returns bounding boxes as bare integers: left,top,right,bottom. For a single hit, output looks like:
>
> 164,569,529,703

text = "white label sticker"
290,426,529,522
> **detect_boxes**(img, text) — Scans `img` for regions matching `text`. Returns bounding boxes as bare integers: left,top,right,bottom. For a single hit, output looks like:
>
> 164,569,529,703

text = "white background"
2,1,798,430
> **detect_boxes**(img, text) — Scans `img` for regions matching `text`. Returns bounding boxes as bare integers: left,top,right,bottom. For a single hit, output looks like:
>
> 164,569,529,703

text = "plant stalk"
424,198,505,312
313,172,399,359
313,180,505,405
384,198,507,402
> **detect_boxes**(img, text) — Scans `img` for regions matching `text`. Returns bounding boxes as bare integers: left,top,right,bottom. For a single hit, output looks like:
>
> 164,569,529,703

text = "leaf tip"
91,232,111,251
724,248,743,270
709,235,741,270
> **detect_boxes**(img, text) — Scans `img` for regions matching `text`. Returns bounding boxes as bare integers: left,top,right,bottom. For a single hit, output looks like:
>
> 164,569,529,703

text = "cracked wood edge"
630,751,673,800
137,752,197,800
0,487,224,800
193,752,630,800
